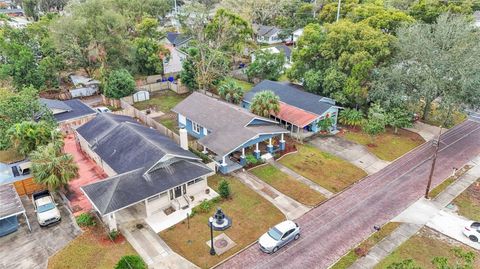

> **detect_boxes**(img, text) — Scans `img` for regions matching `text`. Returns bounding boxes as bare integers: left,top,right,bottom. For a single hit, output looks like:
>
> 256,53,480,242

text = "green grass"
278,74,289,82
48,226,137,269
453,178,480,220
278,144,367,193
343,128,425,161
157,117,177,133
421,104,467,128
230,78,254,92
159,175,284,268
132,91,189,112
250,164,325,206
429,165,472,198
331,222,401,269
376,228,480,269
0,148,24,164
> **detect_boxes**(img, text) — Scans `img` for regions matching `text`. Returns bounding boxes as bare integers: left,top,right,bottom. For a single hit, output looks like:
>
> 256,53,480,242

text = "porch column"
219,155,228,174
145,198,151,217
280,133,286,151
107,212,117,231
240,148,246,166
254,143,261,159
221,156,227,166
267,137,274,153
202,145,208,154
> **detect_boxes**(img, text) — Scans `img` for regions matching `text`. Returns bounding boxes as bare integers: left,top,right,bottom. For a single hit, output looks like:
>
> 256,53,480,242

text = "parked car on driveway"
463,221,480,242
32,190,61,227
95,106,111,113
259,220,300,254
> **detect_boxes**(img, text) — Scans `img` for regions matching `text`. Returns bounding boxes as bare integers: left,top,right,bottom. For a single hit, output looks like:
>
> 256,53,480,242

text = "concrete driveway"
427,211,480,250
309,136,390,174
0,196,81,269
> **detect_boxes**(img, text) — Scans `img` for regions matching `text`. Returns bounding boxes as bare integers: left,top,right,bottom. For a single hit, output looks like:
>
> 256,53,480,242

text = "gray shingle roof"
172,93,287,156
41,99,96,123
166,32,191,47
77,113,199,174
244,80,335,116
78,113,213,215
256,25,281,38
274,44,292,59
81,159,212,215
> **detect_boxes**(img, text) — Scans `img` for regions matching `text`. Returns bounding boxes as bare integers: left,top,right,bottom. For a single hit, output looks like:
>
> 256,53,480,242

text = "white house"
292,28,304,43
254,24,291,45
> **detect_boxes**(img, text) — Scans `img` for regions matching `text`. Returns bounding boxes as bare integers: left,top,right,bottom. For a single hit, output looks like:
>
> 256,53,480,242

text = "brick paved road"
218,120,480,269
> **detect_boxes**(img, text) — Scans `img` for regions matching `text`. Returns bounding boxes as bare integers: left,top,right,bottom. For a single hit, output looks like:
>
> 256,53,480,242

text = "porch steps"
177,196,189,210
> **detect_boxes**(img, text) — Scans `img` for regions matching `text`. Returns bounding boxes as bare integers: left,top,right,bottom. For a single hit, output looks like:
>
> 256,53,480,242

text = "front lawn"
452,178,480,221
48,225,137,269
376,228,480,269
159,175,284,268
331,222,401,269
342,128,425,161
250,164,325,206
132,90,189,112
278,144,367,193
428,165,472,198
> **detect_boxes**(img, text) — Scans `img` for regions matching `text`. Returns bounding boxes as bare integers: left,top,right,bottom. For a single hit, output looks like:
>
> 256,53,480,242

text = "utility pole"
424,127,443,199
313,0,317,18
336,0,342,22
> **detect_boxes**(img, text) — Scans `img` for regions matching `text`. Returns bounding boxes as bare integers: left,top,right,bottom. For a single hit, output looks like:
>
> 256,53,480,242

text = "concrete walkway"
406,121,447,141
268,160,334,198
233,171,310,220
309,136,390,175
118,210,197,269
349,155,480,269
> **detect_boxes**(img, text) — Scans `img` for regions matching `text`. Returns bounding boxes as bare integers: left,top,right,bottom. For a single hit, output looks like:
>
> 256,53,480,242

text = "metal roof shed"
0,184,31,235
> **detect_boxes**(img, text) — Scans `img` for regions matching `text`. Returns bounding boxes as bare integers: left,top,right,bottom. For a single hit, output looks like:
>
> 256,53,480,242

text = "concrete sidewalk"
118,207,197,269
268,160,334,198
233,171,310,220
349,156,480,269
308,136,390,175
406,121,446,141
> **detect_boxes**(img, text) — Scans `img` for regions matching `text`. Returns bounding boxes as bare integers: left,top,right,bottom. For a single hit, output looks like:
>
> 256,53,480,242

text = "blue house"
172,92,289,174
243,80,340,138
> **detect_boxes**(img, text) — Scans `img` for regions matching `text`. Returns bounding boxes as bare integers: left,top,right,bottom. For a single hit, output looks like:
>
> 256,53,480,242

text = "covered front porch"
114,185,219,233
208,133,287,174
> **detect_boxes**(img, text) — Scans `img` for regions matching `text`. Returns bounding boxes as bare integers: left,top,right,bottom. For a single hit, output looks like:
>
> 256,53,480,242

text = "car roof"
35,196,53,207
274,220,296,233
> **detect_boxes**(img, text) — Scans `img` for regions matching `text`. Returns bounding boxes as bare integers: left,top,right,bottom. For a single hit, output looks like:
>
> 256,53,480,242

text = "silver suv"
259,220,300,254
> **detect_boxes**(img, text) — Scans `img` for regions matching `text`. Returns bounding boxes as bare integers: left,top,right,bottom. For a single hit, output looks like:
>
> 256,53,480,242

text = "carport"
0,184,31,236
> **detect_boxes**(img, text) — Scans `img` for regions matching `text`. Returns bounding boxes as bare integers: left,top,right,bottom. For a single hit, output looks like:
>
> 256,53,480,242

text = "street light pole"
425,127,443,199
209,217,216,256
336,0,342,22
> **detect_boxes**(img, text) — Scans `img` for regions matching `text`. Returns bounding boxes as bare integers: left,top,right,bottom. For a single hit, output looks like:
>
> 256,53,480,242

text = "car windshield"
37,203,55,213
268,227,283,241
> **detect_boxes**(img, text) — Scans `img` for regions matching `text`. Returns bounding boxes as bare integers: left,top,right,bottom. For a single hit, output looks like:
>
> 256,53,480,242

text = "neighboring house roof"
0,8,23,14
255,25,282,38
0,184,25,220
172,92,288,157
70,75,100,87
274,44,291,59
163,44,186,75
244,80,336,118
79,113,213,215
40,98,96,123
276,103,318,128
166,32,191,47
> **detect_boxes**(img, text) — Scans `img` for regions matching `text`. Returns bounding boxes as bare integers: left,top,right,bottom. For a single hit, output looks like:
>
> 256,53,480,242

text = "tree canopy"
246,49,285,81
250,90,280,118
103,69,136,99
371,13,480,122
289,21,392,106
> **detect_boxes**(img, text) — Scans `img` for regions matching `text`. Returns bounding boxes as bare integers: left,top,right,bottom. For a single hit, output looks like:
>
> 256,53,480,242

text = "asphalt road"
218,119,480,269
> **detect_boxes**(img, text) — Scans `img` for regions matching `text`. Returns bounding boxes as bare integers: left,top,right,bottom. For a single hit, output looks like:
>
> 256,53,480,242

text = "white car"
95,106,111,113
32,190,61,226
259,220,300,254
463,221,480,242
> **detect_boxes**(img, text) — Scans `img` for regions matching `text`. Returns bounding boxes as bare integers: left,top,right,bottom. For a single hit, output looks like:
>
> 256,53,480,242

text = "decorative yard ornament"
211,207,232,231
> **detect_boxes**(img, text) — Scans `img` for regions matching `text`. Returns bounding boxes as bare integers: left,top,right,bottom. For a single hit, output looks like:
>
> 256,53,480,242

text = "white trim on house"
192,121,201,134
178,114,187,126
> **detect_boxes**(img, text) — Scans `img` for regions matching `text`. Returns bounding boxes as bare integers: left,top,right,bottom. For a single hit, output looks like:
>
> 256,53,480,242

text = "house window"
183,184,186,194
194,177,204,183
187,180,195,186
169,189,173,200
192,121,201,134
159,192,167,197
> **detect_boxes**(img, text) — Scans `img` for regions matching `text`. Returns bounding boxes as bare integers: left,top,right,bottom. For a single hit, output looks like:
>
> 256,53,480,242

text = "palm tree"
338,108,365,129
218,79,244,104
30,142,78,191
250,90,280,118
